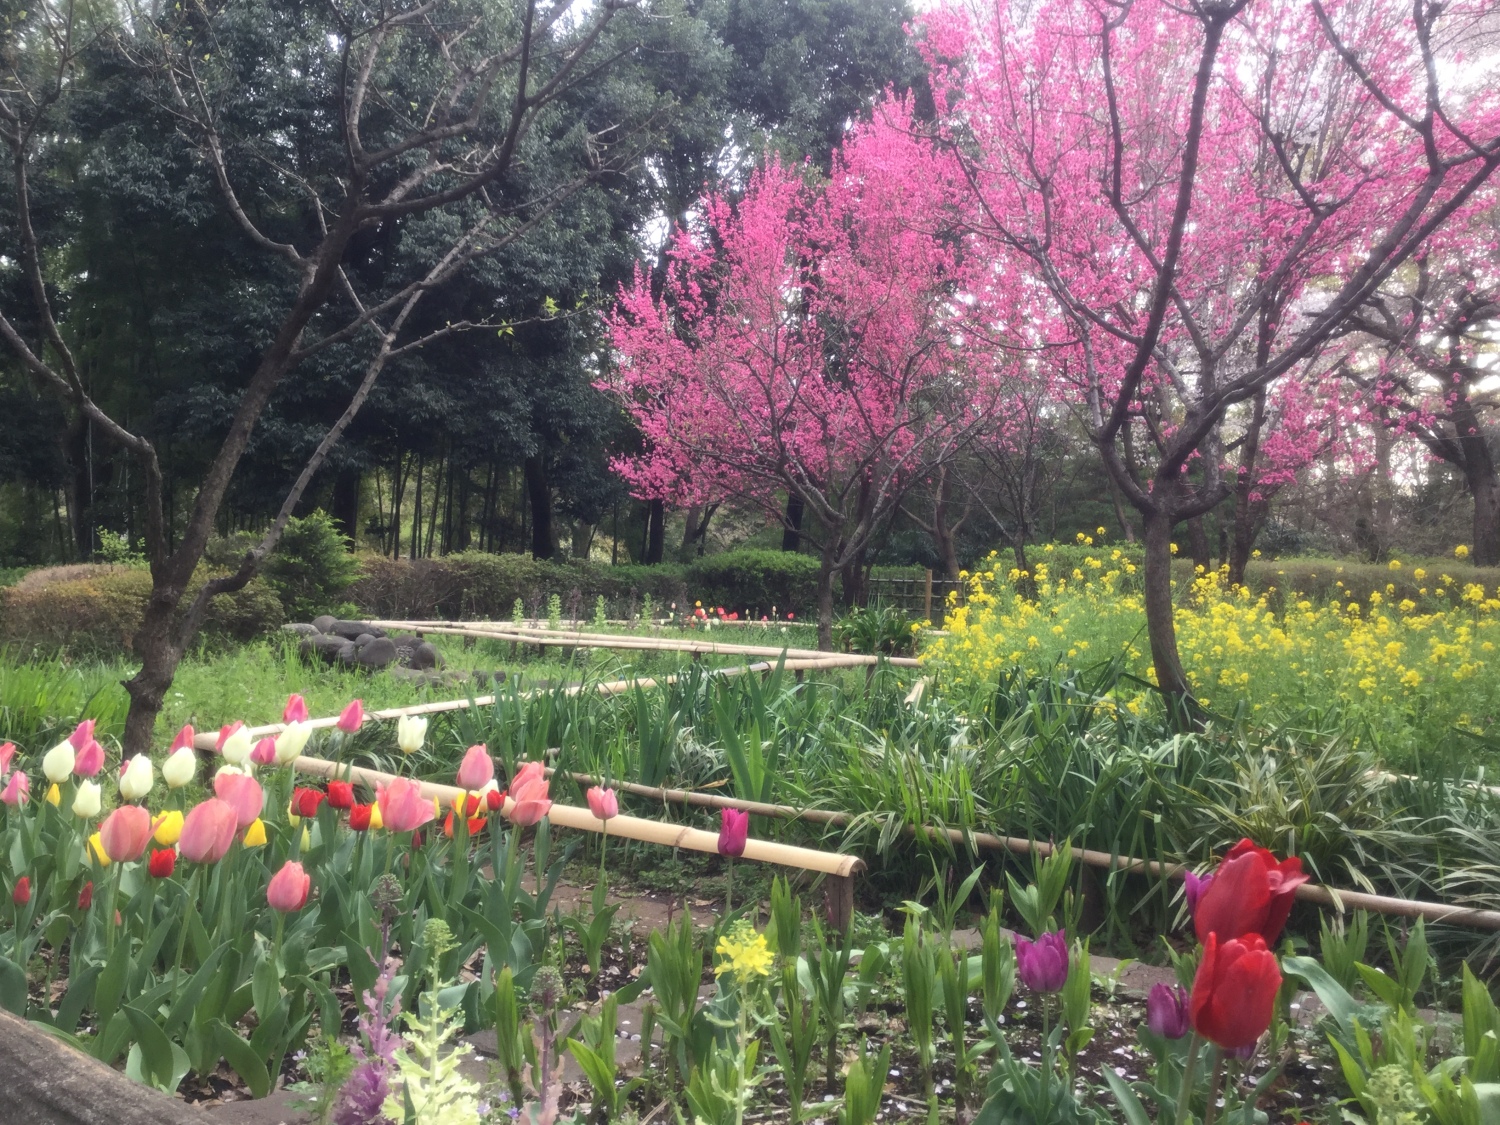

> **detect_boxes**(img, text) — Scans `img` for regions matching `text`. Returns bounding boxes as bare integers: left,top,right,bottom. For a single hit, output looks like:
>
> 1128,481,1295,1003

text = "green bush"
682,549,821,615
0,564,284,657
261,510,363,620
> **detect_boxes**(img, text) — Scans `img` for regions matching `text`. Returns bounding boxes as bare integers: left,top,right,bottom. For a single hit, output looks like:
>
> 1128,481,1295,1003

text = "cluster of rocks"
283,617,444,674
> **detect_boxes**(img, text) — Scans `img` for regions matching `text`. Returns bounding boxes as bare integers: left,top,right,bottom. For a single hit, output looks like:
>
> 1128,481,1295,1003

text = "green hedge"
0,565,285,657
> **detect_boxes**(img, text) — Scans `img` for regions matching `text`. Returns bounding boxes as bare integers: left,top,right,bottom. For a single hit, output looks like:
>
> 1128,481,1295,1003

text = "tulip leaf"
92,938,133,1036
252,955,282,1026
0,953,27,1015
1102,1066,1154,1125
162,941,230,1034
94,1009,133,1065
54,963,100,1034
124,1004,191,1093
1282,954,1367,1031
213,1020,272,1098
127,910,177,995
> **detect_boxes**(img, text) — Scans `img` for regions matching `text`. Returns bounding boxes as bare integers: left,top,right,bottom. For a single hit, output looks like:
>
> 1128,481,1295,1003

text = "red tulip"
717,808,749,858
443,809,486,838
283,694,310,724
349,803,374,832
1194,838,1308,947
12,876,30,905
0,742,14,778
376,777,435,834
503,761,552,827
267,861,311,912
170,724,196,752
587,786,619,821
455,744,495,791
327,780,355,810
214,772,265,829
336,699,365,733
1190,932,1282,1050
484,787,505,811
73,739,105,778
250,737,278,766
77,881,93,910
68,719,97,751
291,787,327,818
179,798,240,863
148,848,177,878
98,805,154,863
1,771,30,806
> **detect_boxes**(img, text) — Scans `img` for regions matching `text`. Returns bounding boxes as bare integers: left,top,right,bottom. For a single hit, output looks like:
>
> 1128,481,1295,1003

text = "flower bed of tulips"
2,694,1499,1125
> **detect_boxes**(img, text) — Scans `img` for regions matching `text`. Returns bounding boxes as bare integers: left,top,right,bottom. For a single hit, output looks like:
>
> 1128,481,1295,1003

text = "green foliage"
261,512,362,622
834,602,919,656
686,549,822,615
95,529,146,567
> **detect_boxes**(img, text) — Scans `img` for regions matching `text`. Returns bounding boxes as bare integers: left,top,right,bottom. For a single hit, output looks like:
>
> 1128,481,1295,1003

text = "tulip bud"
275,721,311,764
1,771,30,806
283,694,309,724
337,699,365,733
163,746,197,789
0,742,15,778
349,804,373,832
1015,931,1069,993
267,861,311,912
586,786,619,821
243,818,268,847
716,808,748,858
148,849,176,878
118,755,154,802
154,809,184,846
42,740,75,783
87,831,111,866
12,876,30,905
72,779,102,819
1146,983,1190,1039
250,737,277,766
396,714,427,754
220,724,253,765
68,719,96,751
455,744,494,791
290,788,326,818
73,739,105,778
327,780,354,810
170,724,196,752
77,881,93,910
44,783,60,806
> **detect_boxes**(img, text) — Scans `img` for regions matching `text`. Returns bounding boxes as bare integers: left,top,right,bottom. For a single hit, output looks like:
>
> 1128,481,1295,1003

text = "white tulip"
221,725,253,765
275,721,311,765
396,714,428,754
162,746,197,789
42,740,75,783
215,763,246,780
118,755,154,801
71,779,101,819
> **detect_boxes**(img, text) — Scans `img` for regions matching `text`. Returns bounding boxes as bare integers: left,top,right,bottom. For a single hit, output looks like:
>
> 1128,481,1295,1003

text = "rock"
311,614,338,634
281,622,318,637
354,633,376,648
328,619,384,641
334,640,359,664
307,634,349,663
356,636,399,669
389,667,446,687
410,641,444,671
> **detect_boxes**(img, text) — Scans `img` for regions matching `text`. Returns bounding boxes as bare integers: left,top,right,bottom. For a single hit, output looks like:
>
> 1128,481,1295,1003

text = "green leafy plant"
261,510,361,621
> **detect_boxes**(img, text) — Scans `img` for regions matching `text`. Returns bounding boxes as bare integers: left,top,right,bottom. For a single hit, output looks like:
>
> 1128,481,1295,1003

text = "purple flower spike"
1145,982,1190,1039
1015,930,1069,993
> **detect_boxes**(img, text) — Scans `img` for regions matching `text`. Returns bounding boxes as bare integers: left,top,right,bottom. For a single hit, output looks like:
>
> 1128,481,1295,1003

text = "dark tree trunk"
525,455,555,561
816,542,837,651
782,494,805,552
1471,468,1500,567
645,499,665,564
331,467,361,545
1142,509,1192,701
1186,515,1212,574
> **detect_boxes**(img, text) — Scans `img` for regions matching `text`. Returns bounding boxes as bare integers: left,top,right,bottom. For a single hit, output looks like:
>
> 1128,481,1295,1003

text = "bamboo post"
924,569,933,623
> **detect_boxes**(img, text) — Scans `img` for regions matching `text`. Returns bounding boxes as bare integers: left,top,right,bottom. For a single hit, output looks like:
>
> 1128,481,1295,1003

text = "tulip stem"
1201,1049,1224,1125
1174,1034,1203,1125
171,866,202,991
725,856,735,915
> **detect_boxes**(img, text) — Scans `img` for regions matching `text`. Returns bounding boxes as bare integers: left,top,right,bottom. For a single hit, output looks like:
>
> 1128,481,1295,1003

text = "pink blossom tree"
604,106,1012,647
922,0,1500,702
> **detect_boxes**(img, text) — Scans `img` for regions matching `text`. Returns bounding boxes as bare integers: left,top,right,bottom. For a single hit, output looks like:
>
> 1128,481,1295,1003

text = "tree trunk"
1107,475,1136,543
782,494,805,552
645,499,665,565
1142,509,1192,702
331,467,361,545
525,455,555,561
1472,469,1500,567
1186,515,1211,574
680,505,701,555
816,543,837,652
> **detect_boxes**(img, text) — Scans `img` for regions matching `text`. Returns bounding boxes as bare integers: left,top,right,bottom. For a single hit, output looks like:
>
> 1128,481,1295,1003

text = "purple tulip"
1183,869,1214,915
1015,930,1069,993
1224,1041,1257,1061
1145,982,1190,1039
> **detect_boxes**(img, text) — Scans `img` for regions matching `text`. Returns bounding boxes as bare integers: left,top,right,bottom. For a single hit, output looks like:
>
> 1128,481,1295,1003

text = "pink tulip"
336,699,365,733
504,761,552,827
73,739,105,778
0,742,14,778
283,694,310,724
455,744,495,791
215,721,245,751
179,799,239,863
1,771,30,806
250,737,277,766
376,777,436,833
717,808,749,857
98,805,154,863
214,771,265,829
267,861,311,912
170,724,196,752
586,786,619,821
68,719,97,751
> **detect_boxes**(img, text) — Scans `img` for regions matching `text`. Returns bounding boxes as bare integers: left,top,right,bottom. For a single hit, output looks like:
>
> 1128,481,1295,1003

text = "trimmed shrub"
683,549,821,616
261,511,363,620
0,565,285,657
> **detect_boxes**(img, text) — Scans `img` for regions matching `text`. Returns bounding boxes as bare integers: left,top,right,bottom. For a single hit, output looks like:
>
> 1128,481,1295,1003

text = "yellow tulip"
369,802,383,831
243,818,267,847
154,810,184,846
45,783,61,806
87,831,111,866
